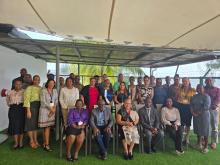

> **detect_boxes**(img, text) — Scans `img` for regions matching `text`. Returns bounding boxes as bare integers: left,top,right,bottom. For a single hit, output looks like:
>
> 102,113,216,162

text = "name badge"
50,102,54,107
78,121,83,125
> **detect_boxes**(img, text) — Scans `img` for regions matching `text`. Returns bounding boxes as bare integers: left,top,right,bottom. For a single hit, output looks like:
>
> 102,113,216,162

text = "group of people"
5,68,220,162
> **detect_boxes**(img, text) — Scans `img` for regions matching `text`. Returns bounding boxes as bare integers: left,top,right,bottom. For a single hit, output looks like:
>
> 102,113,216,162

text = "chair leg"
85,127,88,156
116,125,118,153
59,125,63,158
113,124,115,155
89,127,92,154
162,136,165,151
141,134,144,153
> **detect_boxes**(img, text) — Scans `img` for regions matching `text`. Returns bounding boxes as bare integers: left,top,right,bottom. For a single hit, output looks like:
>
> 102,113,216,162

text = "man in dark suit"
90,99,113,160
139,98,164,153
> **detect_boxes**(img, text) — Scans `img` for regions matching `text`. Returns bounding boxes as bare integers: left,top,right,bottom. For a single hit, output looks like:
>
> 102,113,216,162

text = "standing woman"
128,76,137,103
59,77,79,128
23,75,41,149
80,77,100,113
6,79,25,149
176,77,196,145
191,84,211,153
38,79,58,151
114,82,130,111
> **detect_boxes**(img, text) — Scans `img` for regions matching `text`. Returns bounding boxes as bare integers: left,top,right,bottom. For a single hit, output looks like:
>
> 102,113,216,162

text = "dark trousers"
166,125,183,151
145,129,164,152
94,126,111,155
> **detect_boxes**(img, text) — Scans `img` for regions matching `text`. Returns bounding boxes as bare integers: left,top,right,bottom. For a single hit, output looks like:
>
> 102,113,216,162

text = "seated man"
90,99,113,160
139,98,164,153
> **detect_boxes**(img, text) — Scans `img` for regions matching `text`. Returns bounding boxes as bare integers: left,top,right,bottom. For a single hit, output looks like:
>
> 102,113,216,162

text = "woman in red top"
80,77,100,113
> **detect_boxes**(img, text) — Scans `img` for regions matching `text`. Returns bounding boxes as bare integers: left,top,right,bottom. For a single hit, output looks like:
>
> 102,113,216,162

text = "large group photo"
1,1,220,165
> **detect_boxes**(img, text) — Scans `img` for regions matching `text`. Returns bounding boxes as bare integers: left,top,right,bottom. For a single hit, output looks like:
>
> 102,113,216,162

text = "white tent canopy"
1,0,220,50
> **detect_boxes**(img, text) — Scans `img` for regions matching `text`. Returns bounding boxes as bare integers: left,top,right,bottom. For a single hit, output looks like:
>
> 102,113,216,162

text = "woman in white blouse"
6,79,25,149
59,77,79,127
161,98,184,155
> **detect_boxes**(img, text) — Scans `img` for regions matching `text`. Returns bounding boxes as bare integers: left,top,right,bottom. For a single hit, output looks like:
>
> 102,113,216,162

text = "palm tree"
68,64,145,85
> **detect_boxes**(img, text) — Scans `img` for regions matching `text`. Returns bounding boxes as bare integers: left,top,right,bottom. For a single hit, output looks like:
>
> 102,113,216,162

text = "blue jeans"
94,126,111,155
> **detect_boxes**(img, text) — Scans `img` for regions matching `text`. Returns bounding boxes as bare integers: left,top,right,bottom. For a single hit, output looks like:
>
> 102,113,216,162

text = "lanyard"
47,89,53,102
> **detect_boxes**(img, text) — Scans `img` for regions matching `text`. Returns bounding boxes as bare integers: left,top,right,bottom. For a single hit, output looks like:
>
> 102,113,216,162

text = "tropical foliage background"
66,64,145,85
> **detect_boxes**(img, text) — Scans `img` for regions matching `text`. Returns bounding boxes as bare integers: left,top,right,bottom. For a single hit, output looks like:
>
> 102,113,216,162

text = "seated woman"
114,82,130,111
66,99,89,161
116,98,139,160
161,98,184,155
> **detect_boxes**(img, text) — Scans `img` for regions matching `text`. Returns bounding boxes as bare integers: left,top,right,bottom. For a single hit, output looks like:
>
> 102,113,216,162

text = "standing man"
90,99,113,160
139,98,164,153
11,68,27,89
205,77,220,149
168,74,181,107
113,73,128,92
153,78,168,112
163,76,171,93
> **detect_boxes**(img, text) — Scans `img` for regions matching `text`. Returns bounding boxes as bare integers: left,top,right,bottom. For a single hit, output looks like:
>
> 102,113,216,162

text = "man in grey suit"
90,99,113,160
139,98,164,153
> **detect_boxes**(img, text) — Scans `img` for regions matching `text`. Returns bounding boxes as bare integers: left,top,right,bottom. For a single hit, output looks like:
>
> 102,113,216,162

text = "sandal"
35,142,41,148
29,142,37,149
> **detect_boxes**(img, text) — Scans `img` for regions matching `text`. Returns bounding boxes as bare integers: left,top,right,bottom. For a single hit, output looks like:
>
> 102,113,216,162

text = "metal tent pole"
78,64,80,76
175,65,179,76
55,45,61,158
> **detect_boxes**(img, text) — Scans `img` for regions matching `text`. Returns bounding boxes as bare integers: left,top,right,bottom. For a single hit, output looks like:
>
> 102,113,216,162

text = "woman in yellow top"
176,77,196,145
23,75,41,149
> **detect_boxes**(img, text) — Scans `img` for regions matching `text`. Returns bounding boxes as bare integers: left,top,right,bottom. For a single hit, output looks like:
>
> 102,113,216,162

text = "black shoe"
151,147,157,153
102,155,107,160
123,153,129,160
73,157,78,161
13,145,19,150
102,152,107,160
146,148,152,154
44,145,53,152
128,153,133,160
66,157,73,162
19,145,24,149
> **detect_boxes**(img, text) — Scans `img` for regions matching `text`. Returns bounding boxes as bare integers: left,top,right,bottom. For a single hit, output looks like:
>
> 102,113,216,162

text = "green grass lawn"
0,133,220,165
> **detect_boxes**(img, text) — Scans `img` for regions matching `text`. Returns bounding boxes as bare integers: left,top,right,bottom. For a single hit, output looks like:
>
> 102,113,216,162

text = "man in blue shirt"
90,99,113,160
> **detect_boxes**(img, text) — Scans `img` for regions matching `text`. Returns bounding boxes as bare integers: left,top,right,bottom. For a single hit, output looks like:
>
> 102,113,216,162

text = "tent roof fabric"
0,37,219,68
1,0,220,50
1,1,220,67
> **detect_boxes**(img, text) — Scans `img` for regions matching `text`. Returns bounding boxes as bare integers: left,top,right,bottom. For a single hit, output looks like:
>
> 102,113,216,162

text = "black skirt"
25,101,40,131
66,126,82,136
8,104,25,135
